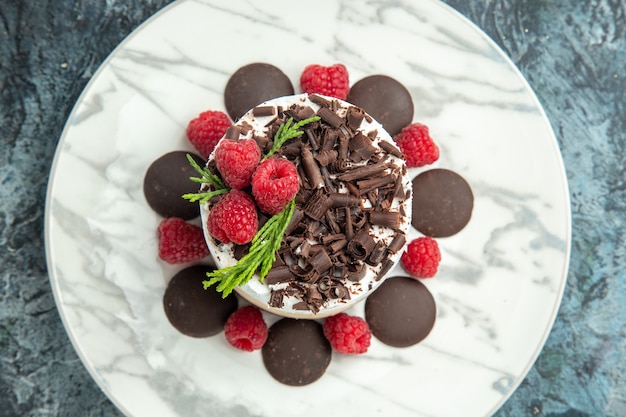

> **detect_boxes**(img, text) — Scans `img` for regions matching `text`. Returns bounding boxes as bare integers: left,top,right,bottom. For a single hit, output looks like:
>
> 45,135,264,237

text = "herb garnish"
264,115,320,159
203,198,295,297
182,114,318,297
181,154,228,204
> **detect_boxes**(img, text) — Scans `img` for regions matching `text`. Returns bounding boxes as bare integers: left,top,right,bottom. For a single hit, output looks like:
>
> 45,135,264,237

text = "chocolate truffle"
365,276,436,347
346,75,414,136
144,151,205,220
163,264,238,338
224,63,294,121
262,318,332,386
411,168,474,237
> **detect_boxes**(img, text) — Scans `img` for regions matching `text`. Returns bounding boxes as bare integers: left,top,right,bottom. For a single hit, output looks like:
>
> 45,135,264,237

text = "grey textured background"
1,1,625,416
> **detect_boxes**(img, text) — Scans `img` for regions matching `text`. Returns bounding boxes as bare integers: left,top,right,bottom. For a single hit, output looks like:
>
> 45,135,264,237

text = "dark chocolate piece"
163,265,238,338
253,105,276,117
224,63,294,121
317,106,344,128
143,151,205,220
262,319,331,386
411,169,474,237
346,75,414,136
369,210,401,229
365,276,436,347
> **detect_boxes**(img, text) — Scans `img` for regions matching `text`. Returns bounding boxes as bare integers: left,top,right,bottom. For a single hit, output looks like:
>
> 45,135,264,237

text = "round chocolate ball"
411,168,474,237
143,151,205,220
365,276,436,347
224,63,294,121
163,264,238,338
346,74,414,136
262,318,332,386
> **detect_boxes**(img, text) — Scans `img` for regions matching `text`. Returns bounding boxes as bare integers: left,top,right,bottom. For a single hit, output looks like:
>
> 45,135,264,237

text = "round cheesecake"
200,94,412,319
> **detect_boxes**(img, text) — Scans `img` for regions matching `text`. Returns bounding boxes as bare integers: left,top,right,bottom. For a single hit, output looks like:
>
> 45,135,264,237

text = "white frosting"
200,94,412,318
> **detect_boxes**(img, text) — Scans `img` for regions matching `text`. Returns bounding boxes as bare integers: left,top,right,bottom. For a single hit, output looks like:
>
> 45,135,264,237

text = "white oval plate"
44,1,571,416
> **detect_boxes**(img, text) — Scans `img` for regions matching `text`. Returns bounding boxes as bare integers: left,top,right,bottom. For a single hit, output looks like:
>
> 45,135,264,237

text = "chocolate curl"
344,207,354,240
305,129,320,150
265,265,296,285
347,106,366,130
284,208,305,236
321,233,346,245
376,259,394,281
346,262,367,282
332,285,351,300
303,189,332,221
338,135,349,161
315,149,338,167
281,140,302,157
337,157,390,181
347,228,377,261
369,211,402,229
329,192,361,208
301,146,325,189
349,132,377,162
357,174,397,194
321,128,338,151
325,210,341,234
319,165,334,189
298,105,317,120
309,248,333,274
379,139,404,158
317,106,344,128
269,289,285,308
253,106,276,117
367,241,388,266
329,238,348,253
309,94,332,108
387,232,407,254
224,125,241,140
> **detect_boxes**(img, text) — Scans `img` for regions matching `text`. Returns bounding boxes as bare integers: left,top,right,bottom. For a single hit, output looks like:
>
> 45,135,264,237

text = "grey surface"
1,1,625,416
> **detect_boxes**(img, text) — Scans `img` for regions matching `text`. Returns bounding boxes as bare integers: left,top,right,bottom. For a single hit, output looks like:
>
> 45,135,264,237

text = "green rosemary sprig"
264,115,320,159
182,153,228,204
203,198,296,297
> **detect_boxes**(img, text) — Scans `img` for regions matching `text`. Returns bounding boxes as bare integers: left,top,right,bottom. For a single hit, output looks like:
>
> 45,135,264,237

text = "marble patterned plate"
44,1,571,416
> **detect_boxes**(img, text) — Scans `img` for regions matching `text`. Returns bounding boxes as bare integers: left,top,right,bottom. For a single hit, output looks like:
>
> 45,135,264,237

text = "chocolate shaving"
357,173,397,194
309,94,331,108
349,132,377,162
337,158,390,181
253,106,276,117
346,228,377,261
317,106,344,128
379,139,404,158
265,265,296,285
224,125,241,140
303,189,332,221
301,146,324,189
315,149,338,166
347,106,366,130
309,248,333,274
387,232,406,254
369,211,401,229
329,192,361,208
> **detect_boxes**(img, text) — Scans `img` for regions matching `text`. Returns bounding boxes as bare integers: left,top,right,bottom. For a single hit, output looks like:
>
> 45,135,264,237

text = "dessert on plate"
143,62,474,386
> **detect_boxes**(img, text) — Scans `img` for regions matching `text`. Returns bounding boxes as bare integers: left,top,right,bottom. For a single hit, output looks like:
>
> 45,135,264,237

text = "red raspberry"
207,189,258,245
300,63,350,100
251,157,299,215
323,313,371,354
224,306,268,352
214,138,261,189
401,236,441,278
393,123,439,168
186,110,232,159
157,217,210,264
